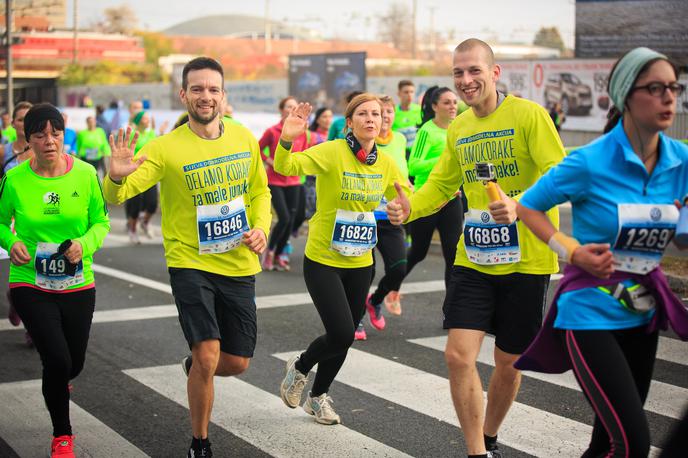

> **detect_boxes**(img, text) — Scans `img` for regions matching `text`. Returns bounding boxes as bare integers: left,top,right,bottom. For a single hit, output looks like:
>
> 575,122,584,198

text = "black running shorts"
443,265,550,354
169,267,257,357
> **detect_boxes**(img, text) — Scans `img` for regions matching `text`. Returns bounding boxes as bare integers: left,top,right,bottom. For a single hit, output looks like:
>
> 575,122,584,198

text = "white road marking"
410,335,688,420
125,365,410,458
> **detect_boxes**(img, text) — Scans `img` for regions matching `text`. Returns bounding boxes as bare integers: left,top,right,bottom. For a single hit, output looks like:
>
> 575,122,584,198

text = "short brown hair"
454,38,495,67
13,101,32,120
378,95,394,106
278,96,296,110
344,93,383,120
398,80,414,91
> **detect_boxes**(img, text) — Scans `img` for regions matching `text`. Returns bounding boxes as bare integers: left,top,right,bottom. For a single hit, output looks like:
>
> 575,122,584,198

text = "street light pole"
5,0,13,115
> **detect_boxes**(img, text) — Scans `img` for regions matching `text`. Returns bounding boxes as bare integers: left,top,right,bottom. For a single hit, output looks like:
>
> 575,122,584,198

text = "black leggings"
268,185,300,256
561,326,658,457
369,220,407,305
297,256,372,396
11,287,96,437
406,197,462,287
124,185,158,219
291,185,307,236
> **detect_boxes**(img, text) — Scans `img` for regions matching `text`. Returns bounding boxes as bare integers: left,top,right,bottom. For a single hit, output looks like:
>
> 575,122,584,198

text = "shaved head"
454,38,495,67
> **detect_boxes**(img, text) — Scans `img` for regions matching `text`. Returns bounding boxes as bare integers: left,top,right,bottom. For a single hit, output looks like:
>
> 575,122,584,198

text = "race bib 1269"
613,204,678,274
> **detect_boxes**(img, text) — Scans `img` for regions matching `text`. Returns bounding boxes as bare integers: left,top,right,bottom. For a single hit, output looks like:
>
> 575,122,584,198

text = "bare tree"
100,4,138,35
378,1,413,52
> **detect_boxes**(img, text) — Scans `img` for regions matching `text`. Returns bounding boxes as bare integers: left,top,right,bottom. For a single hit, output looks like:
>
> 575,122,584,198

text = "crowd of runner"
1,40,687,458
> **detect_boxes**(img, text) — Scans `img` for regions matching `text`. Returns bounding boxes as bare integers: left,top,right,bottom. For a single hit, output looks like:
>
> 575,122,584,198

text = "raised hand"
386,182,411,225
108,127,143,182
280,103,312,142
571,243,615,279
488,184,517,224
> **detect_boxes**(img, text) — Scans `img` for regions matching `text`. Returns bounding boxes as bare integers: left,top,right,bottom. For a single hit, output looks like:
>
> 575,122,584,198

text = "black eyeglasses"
631,82,686,97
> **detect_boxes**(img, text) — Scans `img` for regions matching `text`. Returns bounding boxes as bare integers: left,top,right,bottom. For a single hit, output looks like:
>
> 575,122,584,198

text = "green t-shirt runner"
76,128,111,161
391,103,422,151
2,125,17,144
408,120,447,190
0,158,110,290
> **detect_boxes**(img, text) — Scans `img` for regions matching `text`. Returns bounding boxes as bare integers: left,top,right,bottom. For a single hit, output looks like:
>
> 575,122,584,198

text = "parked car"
544,73,593,116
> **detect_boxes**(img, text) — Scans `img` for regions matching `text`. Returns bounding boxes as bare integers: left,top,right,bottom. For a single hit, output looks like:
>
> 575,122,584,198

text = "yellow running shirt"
408,95,565,275
103,120,272,276
274,139,411,268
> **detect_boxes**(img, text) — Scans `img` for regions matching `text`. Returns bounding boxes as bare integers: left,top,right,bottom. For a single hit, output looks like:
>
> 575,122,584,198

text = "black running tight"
369,220,407,305
268,185,300,256
561,326,658,457
297,257,372,396
11,287,96,437
406,197,462,287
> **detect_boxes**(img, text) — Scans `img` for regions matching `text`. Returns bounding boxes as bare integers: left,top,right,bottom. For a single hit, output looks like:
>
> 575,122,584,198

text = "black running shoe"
187,438,212,457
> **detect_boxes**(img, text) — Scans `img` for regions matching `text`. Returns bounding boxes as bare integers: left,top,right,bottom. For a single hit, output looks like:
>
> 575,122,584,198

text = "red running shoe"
51,435,75,457
365,294,386,330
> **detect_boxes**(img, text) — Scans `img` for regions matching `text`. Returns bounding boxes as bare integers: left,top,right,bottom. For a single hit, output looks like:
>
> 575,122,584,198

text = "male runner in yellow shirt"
103,57,271,458
388,39,565,457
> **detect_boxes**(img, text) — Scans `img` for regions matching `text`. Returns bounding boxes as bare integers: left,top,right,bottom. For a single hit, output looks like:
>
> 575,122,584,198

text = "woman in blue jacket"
516,47,688,457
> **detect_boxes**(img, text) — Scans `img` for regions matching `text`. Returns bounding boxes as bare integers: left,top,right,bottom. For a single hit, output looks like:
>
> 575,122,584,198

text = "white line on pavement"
0,379,148,458
409,335,687,420
125,365,411,458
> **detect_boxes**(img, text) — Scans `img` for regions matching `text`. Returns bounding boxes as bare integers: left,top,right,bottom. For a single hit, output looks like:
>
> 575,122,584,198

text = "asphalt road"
0,207,686,457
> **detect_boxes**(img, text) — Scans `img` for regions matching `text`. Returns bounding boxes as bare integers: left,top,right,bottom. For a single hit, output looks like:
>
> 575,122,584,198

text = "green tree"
533,26,565,52
135,31,174,65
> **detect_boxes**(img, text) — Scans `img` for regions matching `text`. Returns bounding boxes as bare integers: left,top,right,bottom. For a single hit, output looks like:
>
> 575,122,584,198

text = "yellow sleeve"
102,140,165,204
407,134,463,221
247,135,272,237
273,140,332,177
526,106,566,177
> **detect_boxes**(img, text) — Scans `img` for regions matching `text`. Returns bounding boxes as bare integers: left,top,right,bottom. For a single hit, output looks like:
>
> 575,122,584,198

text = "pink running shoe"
384,291,402,316
50,435,75,457
354,322,367,341
276,253,291,271
365,294,386,330
262,250,275,271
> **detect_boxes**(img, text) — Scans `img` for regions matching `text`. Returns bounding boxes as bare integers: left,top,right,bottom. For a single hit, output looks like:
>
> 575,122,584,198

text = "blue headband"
608,47,667,110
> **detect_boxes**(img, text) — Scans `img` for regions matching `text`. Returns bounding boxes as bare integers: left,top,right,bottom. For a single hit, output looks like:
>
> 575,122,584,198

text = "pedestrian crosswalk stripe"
273,349,663,457
0,379,148,458
0,280,455,332
124,365,412,458
656,335,688,366
409,335,687,420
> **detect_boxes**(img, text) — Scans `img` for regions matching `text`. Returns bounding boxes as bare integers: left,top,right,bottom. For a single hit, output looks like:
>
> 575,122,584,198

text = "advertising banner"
530,59,615,132
289,52,366,113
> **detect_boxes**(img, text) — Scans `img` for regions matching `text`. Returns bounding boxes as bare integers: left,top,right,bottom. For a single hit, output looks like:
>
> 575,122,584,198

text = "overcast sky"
68,0,576,48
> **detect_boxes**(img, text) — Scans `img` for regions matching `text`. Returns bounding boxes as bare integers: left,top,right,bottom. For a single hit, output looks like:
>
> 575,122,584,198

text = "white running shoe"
303,392,341,425
128,230,140,245
141,221,154,239
280,355,309,408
